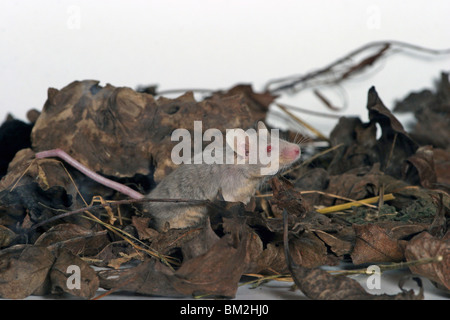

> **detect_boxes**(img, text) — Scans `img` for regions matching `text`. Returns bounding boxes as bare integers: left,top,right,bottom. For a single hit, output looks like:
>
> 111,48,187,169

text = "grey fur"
145,122,301,230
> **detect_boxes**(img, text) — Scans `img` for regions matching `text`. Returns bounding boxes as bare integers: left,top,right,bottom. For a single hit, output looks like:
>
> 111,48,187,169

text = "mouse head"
225,121,301,176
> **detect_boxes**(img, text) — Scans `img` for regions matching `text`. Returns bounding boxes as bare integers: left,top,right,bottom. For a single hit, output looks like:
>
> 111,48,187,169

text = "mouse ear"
257,121,271,138
257,121,267,131
226,129,249,158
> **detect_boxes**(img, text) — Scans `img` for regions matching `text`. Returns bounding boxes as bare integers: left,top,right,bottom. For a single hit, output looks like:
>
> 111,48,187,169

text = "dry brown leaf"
50,248,99,299
0,225,16,248
283,211,423,300
31,81,263,185
270,177,309,217
35,223,109,256
404,231,450,291
0,245,55,299
98,223,252,298
351,223,404,264
328,87,418,179
403,145,437,189
90,241,137,268
314,229,353,257
131,216,158,241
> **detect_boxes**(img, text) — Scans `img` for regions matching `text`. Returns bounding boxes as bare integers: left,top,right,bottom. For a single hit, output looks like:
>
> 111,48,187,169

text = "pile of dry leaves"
0,73,448,300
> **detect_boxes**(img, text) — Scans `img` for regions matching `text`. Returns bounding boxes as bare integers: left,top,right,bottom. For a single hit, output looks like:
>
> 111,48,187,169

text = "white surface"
1,0,450,136
22,268,449,300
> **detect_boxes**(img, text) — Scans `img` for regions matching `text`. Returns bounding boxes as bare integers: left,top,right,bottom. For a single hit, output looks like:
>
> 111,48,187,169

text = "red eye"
267,145,272,153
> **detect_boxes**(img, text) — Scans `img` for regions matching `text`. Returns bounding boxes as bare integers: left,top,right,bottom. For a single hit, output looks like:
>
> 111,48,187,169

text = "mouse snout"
282,145,301,161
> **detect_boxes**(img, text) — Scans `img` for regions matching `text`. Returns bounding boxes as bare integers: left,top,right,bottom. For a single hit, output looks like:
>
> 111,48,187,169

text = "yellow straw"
316,193,395,214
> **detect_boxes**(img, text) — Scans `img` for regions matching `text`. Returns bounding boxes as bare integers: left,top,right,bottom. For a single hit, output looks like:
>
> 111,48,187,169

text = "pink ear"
257,121,267,131
226,129,249,158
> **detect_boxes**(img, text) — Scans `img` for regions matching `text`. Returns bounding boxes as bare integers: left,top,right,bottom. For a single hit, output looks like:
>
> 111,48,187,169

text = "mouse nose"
284,146,300,159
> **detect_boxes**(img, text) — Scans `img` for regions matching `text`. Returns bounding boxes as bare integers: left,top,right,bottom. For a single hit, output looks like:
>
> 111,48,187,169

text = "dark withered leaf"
211,84,276,122
221,215,298,274
294,168,330,205
404,231,450,291
394,72,450,149
31,81,262,186
428,193,449,238
90,241,136,268
50,248,99,299
244,241,285,274
289,263,423,300
35,223,109,256
367,86,411,136
0,225,16,248
171,229,251,298
0,149,97,234
383,221,428,240
433,148,450,191
3,76,449,300
180,218,220,260
149,224,213,256
98,259,184,298
131,216,159,241
328,87,418,179
0,245,55,299
290,232,337,268
270,177,309,217
328,118,379,175
0,117,32,179
351,223,404,265
283,211,423,300
98,222,252,298
403,145,437,189
367,86,418,177
324,164,383,207
313,229,353,257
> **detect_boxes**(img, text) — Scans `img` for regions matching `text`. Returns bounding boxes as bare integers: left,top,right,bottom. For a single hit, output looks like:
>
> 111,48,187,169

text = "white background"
1,0,449,300
1,0,450,135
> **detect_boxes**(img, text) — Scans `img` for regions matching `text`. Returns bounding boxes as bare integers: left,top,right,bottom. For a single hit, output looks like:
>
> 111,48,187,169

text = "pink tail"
35,149,144,199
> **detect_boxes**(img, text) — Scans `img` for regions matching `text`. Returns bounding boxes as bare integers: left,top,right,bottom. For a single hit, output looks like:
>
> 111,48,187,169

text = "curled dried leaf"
404,232,450,291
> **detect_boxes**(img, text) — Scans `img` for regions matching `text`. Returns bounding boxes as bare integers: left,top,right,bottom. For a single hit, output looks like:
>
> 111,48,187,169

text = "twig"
240,274,293,288
80,212,178,268
9,159,35,192
277,103,329,142
241,255,444,285
29,197,210,231
265,41,450,94
35,164,178,268
340,43,390,80
46,230,108,251
315,193,395,214
328,256,444,276
271,102,345,119
302,190,380,209
313,89,343,111
254,189,384,211
282,143,343,175
377,184,385,210
385,132,398,171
